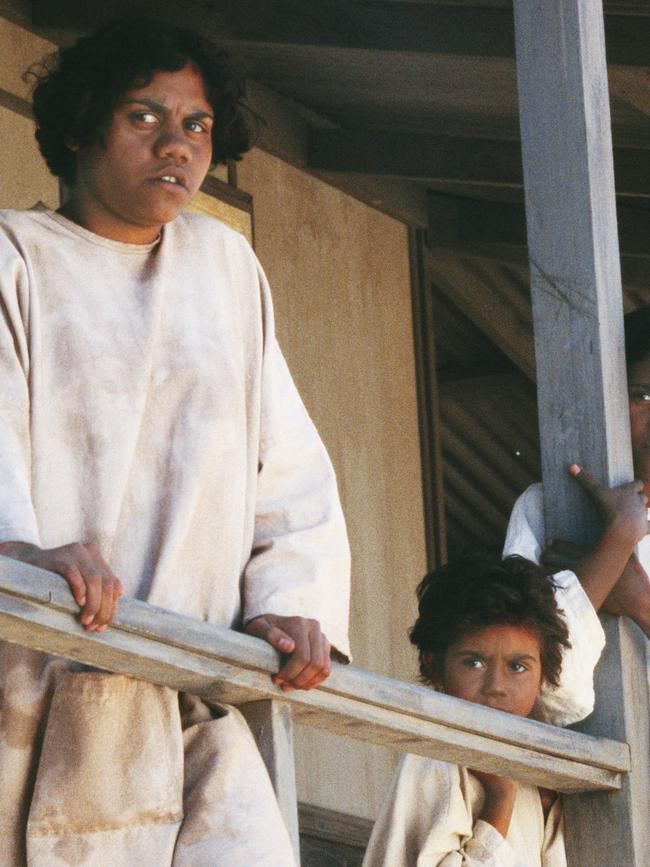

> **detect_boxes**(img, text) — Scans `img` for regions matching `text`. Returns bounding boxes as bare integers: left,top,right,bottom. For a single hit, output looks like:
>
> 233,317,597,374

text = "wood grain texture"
29,0,650,67
514,1,650,863
0,105,59,209
428,193,650,258
0,559,629,794
427,251,536,382
237,145,424,819
240,700,300,859
298,803,372,850
409,227,447,568
309,128,650,201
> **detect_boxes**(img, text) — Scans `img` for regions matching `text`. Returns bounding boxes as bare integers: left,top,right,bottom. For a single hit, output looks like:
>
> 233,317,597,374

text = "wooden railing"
0,556,630,863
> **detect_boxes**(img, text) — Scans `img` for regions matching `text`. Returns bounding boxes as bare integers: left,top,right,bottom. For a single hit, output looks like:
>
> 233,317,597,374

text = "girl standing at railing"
0,18,350,866
504,306,650,716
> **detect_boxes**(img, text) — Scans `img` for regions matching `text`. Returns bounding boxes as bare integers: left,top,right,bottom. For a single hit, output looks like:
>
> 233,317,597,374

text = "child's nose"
483,668,507,695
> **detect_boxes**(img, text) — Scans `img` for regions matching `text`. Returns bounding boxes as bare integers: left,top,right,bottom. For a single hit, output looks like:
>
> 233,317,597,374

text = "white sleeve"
242,260,351,658
363,755,520,867
0,233,39,546
503,485,605,726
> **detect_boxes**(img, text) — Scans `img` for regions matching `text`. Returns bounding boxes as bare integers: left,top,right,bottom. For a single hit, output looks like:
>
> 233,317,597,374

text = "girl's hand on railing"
0,540,123,632
569,464,649,546
244,613,331,692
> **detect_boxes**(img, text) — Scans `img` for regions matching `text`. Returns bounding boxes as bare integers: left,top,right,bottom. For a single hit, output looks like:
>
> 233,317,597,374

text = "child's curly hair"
410,554,571,687
28,17,257,185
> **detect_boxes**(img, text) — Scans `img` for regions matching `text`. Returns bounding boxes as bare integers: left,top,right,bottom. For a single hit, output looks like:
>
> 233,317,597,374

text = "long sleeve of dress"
0,235,39,546
242,258,351,658
0,206,351,653
503,484,606,726
362,755,521,867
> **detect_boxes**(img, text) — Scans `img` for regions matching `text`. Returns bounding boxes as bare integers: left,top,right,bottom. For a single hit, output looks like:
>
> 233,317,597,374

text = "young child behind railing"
364,446,649,867
363,555,573,867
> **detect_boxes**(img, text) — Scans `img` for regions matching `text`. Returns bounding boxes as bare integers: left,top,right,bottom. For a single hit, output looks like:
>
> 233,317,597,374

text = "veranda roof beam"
307,130,650,200
31,0,650,67
427,194,650,259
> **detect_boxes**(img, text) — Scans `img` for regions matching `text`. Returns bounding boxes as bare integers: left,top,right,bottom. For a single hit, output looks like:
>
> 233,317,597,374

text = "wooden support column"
409,226,447,567
239,700,300,862
513,3,649,865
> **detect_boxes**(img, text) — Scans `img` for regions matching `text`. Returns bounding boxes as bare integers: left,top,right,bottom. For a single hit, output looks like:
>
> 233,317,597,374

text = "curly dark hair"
410,554,571,688
28,18,256,185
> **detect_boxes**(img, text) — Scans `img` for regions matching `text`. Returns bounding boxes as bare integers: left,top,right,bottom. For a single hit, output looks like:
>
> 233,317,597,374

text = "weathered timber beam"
29,0,514,56
30,0,650,66
409,227,447,567
514,1,650,863
0,557,629,793
428,194,650,257
427,253,537,382
239,700,299,857
308,130,650,198
309,130,523,183
426,239,650,294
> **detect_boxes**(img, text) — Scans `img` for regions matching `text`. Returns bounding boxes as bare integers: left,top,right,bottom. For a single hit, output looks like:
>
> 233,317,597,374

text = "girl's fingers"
569,464,600,496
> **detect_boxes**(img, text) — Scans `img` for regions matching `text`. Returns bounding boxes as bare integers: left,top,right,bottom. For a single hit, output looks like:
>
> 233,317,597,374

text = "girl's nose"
154,126,190,163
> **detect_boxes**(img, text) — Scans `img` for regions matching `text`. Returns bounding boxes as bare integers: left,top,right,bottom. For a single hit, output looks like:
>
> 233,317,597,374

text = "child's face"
437,623,543,718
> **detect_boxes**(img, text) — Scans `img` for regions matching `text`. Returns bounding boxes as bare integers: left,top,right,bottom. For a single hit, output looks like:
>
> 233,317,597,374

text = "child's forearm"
475,774,518,838
479,780,517,837
574,518,640,612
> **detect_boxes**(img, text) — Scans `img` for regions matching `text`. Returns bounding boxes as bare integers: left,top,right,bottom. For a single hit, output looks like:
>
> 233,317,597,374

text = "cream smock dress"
0,204,351,866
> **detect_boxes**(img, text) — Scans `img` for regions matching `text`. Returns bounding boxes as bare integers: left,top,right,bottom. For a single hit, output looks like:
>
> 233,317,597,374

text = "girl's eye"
630,389,650,402
133,111,158,125
510,662,527,673
185,120,209,134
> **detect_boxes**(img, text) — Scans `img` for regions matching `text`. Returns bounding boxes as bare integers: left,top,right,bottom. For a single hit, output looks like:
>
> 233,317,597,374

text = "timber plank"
309,130,650,201
240,700,300,859
29,0,650,68
0,558,629,794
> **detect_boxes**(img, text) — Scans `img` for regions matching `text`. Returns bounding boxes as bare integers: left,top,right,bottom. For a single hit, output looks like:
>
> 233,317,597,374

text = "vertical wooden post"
513,2,649,864
409,225,448,568
240,700,300,863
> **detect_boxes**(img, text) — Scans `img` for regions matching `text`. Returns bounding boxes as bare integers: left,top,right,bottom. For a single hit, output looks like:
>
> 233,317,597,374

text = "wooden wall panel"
0,105,58,209
0,14,54,105
238,147,427,819
0,19,58,209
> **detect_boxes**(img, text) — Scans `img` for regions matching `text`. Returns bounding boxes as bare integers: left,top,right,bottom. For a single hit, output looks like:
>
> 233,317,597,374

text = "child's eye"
462,658,484,670
630,389,650,403
510,661,528,673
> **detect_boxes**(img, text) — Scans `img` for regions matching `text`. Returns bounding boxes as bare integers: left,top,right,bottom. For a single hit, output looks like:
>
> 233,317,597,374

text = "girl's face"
436,623,544,718
64,62,214,244
628,356,650,489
